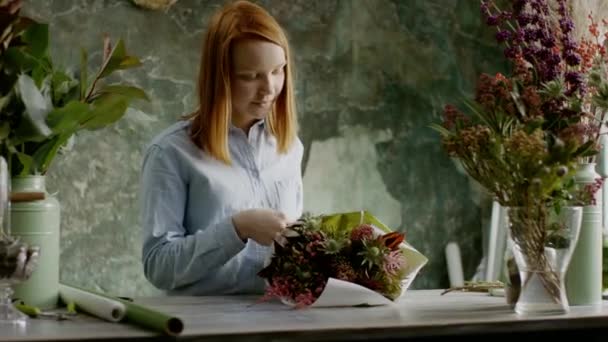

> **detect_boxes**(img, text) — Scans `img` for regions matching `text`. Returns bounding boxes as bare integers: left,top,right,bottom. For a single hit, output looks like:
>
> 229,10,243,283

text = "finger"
275,211,287,220
279,220,288,230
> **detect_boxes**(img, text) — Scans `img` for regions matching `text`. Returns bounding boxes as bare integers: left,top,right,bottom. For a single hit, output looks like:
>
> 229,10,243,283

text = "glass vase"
505,205,582,315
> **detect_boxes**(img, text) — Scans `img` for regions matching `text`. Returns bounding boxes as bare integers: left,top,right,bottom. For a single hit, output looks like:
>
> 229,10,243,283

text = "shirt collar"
229,119,266,135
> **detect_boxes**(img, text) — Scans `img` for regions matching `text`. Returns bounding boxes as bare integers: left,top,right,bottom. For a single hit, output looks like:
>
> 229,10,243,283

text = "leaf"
79,47,88,100
320,211,393,236
30,132,72,174
4,46,40,72
0,93,11,113
99,39,141,78
572,140,598,158
118,55,142,69
0,121,9,140
46,101,90,134
15,73,52,138
428,123,452,136
21,23,47,59
14,151,33,176
95,85,148,101
51,70,78,104
462,98,492,128
80,94,129,130
510,82,527,119
21,22,48,59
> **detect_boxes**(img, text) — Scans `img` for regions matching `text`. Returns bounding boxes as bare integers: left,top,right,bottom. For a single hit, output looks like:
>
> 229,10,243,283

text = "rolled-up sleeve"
139,144,245,291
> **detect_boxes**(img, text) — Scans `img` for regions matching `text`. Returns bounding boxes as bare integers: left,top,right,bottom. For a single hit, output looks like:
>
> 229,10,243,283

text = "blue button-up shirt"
139,119,303,295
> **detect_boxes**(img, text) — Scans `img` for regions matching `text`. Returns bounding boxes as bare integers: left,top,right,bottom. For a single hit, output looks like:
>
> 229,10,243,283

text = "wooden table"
3,290,607,341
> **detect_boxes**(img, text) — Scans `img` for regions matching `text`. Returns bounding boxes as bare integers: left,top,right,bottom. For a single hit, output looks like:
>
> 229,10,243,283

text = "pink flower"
351,224,374,241
383,250,406,276
294,289,317,308
261,276,294,302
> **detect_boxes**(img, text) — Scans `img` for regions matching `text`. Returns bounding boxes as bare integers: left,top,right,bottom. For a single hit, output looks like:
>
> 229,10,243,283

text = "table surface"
3,289,608,341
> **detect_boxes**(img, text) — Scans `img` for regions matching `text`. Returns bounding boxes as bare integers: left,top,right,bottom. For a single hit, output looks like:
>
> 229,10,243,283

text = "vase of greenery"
0,0,147,308
432,0,608,315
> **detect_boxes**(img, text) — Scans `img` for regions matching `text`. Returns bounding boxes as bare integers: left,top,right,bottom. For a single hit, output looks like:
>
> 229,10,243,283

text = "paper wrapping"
59,284,126,322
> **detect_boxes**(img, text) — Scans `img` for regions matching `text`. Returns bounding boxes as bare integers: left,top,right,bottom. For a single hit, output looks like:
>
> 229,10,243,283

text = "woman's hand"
232,209,288,245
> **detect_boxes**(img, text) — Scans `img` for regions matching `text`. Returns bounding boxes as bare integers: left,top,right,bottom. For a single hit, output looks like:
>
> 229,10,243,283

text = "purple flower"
486,15,499,26
513,29,525,44
480,1,490,16
523,46,539,61
537,29,551,43
523,27,538,41
560,18,574,33
549,52,561,65
531,0,549,14
562,37,576,50
565,71,582,84
564,51,581,66
537,48,550,60
565,71,584,96
513,0,528,13
557,0,567,15
544,66,559,82
496,30,512,42
541,36,555,48
500,11,512,20
504,47,518,59
517,13,533,26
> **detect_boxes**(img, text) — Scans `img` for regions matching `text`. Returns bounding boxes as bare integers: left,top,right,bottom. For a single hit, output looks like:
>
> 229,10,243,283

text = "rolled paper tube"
10,192,45,202
59,284,126,322
59,284,184,336
445,242,464,287
119,298,184,336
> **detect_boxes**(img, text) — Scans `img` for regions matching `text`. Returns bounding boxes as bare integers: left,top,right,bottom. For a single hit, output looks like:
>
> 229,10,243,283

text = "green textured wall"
21,0,509,296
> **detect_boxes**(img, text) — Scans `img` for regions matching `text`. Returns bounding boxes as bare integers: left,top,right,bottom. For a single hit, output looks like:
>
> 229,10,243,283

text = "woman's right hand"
232,209,288,245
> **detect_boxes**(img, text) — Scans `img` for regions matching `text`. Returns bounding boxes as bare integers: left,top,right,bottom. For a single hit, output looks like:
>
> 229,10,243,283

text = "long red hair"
187,0,298,164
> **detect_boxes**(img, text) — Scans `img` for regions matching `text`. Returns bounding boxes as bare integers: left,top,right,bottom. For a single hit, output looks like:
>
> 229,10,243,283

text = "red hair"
188,0,298,164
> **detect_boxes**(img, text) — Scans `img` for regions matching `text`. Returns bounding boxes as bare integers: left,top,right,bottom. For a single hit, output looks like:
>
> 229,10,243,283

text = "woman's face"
230,39,286,132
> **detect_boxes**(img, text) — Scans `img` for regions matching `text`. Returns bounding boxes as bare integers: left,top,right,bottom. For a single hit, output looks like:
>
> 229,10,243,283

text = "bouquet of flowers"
257,211,428,308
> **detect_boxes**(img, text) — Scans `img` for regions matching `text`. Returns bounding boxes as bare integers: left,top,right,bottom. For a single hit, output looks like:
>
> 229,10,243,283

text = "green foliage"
0,1,148,176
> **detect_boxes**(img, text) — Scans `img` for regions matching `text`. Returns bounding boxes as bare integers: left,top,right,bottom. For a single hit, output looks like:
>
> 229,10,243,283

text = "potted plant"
0,0,148,308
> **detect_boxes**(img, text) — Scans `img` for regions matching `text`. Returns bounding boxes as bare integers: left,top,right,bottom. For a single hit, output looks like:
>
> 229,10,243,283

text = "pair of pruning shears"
15,301,77,321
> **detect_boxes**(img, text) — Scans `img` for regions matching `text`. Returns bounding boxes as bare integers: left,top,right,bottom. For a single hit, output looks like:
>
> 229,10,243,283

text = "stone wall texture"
19,0,596,296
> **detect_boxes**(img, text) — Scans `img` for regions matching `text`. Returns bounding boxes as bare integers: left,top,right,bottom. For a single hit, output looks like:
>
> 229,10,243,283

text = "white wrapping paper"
59,284,127,322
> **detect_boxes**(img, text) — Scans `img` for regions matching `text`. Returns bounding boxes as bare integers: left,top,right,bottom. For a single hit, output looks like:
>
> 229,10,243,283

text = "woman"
139,0,303,295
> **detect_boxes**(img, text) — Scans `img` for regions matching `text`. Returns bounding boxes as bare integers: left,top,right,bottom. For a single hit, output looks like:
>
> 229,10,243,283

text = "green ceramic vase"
565,162,603,306
10,175,60,309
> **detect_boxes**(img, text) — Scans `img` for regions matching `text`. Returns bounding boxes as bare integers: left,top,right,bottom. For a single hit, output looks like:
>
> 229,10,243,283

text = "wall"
21,0,514,296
